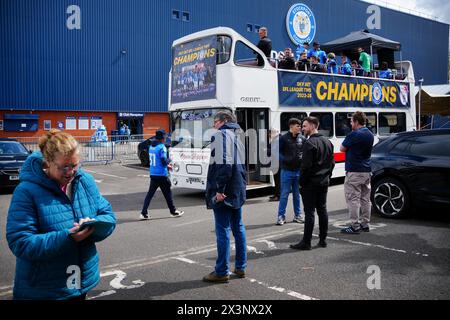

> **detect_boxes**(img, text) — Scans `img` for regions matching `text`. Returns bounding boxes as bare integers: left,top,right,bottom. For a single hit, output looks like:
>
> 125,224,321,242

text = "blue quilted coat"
6,152,116,300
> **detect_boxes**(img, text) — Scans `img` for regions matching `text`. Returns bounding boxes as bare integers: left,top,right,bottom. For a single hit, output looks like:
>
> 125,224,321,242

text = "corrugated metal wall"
0,0,448,113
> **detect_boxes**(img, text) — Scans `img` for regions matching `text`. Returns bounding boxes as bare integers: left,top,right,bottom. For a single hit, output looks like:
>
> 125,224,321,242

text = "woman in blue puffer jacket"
6,129,116,300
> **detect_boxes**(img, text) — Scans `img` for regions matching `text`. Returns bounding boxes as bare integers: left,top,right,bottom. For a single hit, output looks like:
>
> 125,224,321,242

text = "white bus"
168,27,416,190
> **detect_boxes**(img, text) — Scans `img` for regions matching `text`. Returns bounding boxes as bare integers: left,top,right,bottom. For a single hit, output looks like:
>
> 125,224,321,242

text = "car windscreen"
0,141,29,155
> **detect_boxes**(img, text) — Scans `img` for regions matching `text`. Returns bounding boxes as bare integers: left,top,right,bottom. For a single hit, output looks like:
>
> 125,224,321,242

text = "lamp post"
418,78,424,130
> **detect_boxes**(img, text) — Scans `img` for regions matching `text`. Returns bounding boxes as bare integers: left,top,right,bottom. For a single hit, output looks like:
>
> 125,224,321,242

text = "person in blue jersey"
379,61,392,79
340,54,353,76
327,52,338,74
340,112,375,234
312,42,327,64
140,129,184,220
6,129,116,300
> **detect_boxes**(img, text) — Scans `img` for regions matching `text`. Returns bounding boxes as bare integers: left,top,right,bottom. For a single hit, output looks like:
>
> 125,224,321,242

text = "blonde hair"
38,129,79,163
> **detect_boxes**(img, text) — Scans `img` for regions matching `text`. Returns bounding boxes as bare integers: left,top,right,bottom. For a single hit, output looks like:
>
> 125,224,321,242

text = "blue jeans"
213,206,247,277
278,169,301,219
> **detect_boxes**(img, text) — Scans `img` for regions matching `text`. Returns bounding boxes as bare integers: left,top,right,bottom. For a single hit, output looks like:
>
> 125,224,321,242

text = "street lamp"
418,78,424,130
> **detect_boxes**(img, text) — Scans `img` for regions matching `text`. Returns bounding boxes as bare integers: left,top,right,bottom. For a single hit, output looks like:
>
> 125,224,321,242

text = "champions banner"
278,71,411,108
171,36,217,104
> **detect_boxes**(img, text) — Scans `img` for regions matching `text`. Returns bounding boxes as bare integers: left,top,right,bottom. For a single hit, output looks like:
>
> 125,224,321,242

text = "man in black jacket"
290,117,335,250
278,48,296,70
257,27,272,66
276,118,306,225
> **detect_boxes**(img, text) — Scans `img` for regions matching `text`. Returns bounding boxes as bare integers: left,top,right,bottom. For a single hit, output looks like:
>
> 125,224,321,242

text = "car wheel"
140,151,149,167
371,177,410,219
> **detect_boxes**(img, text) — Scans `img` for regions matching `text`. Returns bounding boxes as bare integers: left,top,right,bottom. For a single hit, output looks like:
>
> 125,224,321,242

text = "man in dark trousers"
290,117,335,250
340,111,374,234
140,129,184,220
257,27,272,66
203,111,247,283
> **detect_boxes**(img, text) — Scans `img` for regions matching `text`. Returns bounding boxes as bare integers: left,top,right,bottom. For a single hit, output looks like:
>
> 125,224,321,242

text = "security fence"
12,134,153,165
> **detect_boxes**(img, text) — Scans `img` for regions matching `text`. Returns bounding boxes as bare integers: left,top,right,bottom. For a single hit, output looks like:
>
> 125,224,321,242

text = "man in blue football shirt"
140,129,184,220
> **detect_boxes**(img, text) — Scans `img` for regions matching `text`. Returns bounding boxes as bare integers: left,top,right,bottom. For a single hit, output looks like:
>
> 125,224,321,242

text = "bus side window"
234,41,264,68
310,112,334,138
379,113,406,135
280,112,307,133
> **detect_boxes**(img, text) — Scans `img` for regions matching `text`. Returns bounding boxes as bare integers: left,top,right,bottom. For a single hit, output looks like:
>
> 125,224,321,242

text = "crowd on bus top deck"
256,27,394,79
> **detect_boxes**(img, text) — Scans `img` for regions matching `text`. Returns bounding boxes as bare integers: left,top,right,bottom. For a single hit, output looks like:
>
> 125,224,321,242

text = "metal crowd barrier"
12,134,152,165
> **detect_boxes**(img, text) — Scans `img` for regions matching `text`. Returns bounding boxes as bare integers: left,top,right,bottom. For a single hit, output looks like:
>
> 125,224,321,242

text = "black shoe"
318,240,327,248
360,224,370,232
171,209,184,217
341,226,361,234
269,196,280,202
290,242,312,250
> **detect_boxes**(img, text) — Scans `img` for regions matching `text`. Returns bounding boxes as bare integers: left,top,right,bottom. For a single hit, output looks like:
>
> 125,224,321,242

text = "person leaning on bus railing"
327,52,338,74
310,55,327,73
6,129,116,300
296,51,310,72
203,111,247,283
340,54,353,76
256,27,272,66
278,47,297,70
351,60,365,77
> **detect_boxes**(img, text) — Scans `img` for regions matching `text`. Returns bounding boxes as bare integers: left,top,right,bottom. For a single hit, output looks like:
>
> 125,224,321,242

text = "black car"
0,138,30,188
138,136,171,167
370,129,450,218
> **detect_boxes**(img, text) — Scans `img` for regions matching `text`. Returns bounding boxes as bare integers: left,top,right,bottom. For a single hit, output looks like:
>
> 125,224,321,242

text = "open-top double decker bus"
168,27,416,190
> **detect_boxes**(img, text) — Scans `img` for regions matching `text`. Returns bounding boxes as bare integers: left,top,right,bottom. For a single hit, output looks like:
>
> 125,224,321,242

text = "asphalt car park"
0,162,449,300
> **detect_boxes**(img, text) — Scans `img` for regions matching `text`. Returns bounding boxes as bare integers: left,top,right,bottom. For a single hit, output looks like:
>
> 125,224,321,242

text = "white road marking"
83,169,127,180
137,174,150,178
172,218,211,228
173,255,319,300
88,290,116,300
326,235,408,254
256,240,277,249
95,179,103,183
0,285,12,290
0,290,13,297
174,257,197,264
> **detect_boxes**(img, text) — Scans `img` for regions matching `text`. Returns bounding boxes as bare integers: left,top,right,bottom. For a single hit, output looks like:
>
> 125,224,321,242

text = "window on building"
379,113,406,136
172,10,180,20
310,112,334,137
182,11,190,22
247,24,253,33
254,25,261,33
234,41,263,68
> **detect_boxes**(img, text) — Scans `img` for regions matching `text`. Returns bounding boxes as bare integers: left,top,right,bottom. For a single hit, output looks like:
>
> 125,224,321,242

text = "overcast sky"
363,0,450,24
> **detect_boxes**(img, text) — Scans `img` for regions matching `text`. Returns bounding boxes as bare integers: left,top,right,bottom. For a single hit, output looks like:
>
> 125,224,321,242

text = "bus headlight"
173,163,180,172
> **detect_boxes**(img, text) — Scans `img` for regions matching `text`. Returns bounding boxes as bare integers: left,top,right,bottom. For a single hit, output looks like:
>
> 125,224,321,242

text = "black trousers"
142,176,176,214
300,186,329,244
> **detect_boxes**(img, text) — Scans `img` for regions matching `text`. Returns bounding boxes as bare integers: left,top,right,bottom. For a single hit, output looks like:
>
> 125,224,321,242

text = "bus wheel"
371,177,410,219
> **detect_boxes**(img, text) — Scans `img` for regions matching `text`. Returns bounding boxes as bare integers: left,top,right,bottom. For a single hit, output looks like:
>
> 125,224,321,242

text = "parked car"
370,129,450,218
138,135,171,167
0,138,31,188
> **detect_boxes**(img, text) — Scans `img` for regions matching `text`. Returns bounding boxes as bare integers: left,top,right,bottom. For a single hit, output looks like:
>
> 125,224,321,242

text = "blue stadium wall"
0,0,448,113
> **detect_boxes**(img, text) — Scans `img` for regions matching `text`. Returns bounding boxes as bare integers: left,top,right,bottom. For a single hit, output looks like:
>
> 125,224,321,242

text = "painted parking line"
173,256,318,300
83,169,127,180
